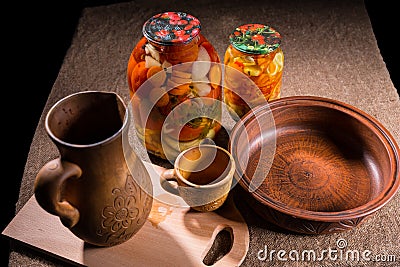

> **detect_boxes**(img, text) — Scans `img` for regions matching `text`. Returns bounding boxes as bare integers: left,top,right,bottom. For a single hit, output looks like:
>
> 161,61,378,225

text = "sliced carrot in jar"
147,66,163,78
269,79,282,100
169,83,191,95
180,125,206,141
145,108,164,132
256,56,273,73
149,87,170,107
258,84,274,96
158,94,189,116
251,73,270,87
131,61,149,93
230,60,244,72
127,53,137,90
166,123,206,142
147,66,166,87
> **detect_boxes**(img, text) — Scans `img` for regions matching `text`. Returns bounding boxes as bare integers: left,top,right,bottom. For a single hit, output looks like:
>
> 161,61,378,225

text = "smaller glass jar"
223,23,284,119
126,12,222,160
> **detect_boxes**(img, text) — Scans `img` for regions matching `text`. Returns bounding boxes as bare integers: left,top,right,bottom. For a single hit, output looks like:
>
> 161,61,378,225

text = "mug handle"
34,158,82,228
160,169,180,196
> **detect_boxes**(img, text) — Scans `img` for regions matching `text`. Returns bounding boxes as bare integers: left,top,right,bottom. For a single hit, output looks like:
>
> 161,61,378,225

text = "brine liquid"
127,34,222,159
223,46,284,119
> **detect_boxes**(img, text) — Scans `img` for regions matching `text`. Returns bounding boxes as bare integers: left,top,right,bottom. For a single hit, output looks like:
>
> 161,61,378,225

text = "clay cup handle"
34,158,82,228
160,169,180,196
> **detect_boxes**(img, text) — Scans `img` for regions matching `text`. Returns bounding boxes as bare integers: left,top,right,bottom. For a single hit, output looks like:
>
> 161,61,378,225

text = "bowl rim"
229,95,400,221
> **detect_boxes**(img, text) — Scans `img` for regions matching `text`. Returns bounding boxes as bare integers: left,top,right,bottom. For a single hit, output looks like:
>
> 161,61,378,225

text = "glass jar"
127,11,222,160
223,23,284,119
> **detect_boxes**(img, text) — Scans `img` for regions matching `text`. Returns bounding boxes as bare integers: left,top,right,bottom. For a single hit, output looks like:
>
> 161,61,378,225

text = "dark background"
2,0,399,266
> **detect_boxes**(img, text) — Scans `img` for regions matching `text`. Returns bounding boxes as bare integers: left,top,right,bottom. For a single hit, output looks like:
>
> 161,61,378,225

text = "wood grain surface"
2,162,249,267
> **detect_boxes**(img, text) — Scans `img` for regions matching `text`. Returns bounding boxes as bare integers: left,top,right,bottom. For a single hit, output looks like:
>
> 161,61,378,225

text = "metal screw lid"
143,11,201,45
229,23,281,54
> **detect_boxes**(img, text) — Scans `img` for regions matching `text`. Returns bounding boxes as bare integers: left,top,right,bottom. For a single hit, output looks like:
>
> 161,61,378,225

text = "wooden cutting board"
2,161,249,267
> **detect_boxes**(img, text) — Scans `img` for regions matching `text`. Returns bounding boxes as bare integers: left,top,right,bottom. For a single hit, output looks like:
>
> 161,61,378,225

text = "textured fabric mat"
9,0,400,266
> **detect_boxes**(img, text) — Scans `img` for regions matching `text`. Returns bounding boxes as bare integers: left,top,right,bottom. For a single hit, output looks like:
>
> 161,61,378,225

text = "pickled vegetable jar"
224,23,284,119
127,11,222,160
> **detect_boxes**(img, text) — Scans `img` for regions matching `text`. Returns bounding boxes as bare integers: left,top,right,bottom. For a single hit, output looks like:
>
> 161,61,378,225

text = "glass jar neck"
230,44,280,58
148,35,200,53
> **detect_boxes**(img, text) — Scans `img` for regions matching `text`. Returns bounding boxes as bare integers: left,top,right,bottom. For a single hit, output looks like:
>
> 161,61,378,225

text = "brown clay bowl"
229,96,400,234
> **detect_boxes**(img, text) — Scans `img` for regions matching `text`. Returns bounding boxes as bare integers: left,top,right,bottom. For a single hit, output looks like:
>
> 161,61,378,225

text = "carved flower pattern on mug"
102,193,139,233
97,174,150,245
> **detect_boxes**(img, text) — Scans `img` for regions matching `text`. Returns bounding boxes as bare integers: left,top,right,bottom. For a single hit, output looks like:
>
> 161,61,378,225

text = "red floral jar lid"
229,23,281,54
143,11,201,45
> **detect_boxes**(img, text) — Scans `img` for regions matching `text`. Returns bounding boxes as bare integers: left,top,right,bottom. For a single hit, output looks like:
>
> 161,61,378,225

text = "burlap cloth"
9,0,400,266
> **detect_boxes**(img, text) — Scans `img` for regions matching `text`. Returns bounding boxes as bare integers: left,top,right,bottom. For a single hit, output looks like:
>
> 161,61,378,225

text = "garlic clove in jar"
192,46,211,80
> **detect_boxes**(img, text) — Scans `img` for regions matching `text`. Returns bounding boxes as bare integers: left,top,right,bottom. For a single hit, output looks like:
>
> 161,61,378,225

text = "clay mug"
34,91,153,246
160,144,235,212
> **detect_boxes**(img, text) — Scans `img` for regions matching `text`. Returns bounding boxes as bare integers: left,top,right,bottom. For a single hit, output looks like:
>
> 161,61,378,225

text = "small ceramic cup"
160,144,235,212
